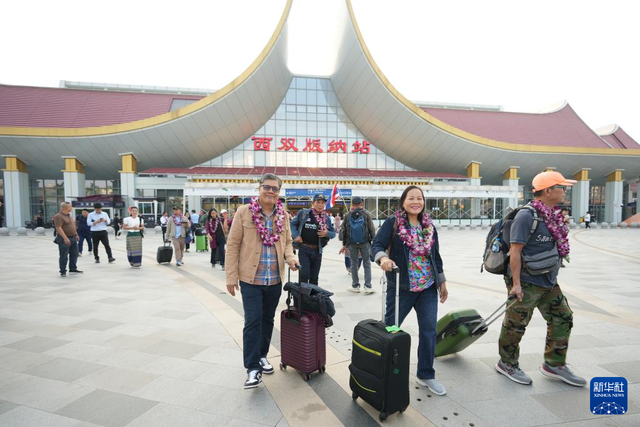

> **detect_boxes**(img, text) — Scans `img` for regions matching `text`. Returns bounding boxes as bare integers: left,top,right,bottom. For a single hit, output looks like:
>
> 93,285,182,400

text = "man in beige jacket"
226,173,297,389
165,206,190,266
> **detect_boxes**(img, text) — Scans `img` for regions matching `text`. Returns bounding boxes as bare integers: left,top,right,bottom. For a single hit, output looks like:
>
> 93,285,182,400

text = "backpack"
481,205,541,275
349,212,366,244
284,281,336,327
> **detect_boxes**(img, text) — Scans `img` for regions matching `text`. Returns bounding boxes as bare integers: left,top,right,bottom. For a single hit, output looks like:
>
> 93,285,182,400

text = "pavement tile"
0,400,19,416
141,340,208,359
138,356,214,381
132,376,221,409
197,386,283,426
0,331,31,347
151,309,198,320
0,349,58,372
0,373,94,412
55,389,158,427
124,402,231,427
74,366,159,394
70,319,124,331
25,357,106,383
191,347,244,366
465,395,563,427
599,361,640,383
0,405,100,427
5,336,70,353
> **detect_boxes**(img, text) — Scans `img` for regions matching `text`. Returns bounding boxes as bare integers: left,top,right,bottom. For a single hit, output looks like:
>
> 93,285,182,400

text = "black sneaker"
244,370,262,389
60,272,66,277
95,258,100,264
108,258,116,263
260,358,274,374
69,270,83,274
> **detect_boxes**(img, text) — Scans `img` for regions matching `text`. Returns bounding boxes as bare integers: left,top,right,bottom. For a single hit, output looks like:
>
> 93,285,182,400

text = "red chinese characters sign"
252,137,370,154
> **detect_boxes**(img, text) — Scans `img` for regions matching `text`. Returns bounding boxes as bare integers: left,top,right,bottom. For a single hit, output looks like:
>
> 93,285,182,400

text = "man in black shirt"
76,209,93,256
291,194,336,285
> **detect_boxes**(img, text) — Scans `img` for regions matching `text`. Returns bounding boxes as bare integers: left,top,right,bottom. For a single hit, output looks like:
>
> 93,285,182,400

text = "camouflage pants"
499,281,573,367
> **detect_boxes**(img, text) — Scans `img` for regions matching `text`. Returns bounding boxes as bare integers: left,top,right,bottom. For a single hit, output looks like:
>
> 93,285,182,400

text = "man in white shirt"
584,212,591,229
87,203,115,264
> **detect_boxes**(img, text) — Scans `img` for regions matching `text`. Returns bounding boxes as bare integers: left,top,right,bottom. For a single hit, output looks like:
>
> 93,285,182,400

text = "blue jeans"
385,285,438,380
56,236,79,274
240,282,282,373
78,229,92,253
298,244,322,285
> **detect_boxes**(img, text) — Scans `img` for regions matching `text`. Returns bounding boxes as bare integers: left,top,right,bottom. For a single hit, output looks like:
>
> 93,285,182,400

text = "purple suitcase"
279,269,327,381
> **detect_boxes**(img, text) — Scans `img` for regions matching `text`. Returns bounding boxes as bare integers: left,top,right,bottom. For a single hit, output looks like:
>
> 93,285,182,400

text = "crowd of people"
52,171,585,395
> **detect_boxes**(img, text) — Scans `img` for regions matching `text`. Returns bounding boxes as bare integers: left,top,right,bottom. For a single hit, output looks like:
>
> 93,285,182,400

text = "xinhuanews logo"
590,377,628,415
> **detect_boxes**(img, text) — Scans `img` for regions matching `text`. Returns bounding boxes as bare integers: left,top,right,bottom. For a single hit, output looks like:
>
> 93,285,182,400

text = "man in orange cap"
496,171,586,387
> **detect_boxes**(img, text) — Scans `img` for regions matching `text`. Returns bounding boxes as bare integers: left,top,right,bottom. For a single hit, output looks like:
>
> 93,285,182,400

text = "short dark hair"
259,173,282,187
172,206,181,211
82,208,89,212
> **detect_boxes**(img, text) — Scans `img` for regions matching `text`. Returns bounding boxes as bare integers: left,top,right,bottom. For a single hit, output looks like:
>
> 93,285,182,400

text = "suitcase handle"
381,266,401,331
471,295,518,335
285,265,303,323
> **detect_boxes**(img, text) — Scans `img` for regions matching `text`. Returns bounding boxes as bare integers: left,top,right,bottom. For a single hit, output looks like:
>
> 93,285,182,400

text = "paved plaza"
0,226,639,427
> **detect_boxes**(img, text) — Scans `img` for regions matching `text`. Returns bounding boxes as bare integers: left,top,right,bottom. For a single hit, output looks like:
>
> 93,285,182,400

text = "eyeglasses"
551,185,567,191
261,185,280,193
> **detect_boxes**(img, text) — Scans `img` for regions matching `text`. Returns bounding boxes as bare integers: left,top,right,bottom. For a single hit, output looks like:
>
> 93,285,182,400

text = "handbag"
284,281,336,327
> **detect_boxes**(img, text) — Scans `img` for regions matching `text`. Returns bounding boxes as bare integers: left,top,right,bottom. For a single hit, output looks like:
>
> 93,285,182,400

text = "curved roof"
331,0,640,185
0,84,204,128
596,124,640,149
0,0,293,178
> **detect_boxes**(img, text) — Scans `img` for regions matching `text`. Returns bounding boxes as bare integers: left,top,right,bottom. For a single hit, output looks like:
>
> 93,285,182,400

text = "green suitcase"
435,297,516,357
195,234,209,252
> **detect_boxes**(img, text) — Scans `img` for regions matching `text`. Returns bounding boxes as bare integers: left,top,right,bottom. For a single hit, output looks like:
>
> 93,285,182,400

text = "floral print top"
407,224,435,292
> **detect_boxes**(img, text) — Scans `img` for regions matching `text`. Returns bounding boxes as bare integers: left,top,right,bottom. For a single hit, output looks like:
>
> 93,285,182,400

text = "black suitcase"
157,242,173,264
349,267,411,422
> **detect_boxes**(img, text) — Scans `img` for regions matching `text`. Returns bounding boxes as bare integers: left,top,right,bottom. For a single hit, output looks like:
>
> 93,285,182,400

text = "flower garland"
530,200,570,258
249,197,285,246
394,210,435,256
207,216,219,237
172,214,182,226
310,209,327,231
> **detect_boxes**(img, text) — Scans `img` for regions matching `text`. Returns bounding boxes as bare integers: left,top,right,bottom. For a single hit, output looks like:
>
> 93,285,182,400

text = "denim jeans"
78,229,92,253
298,244,322,285
240,282,282,373
348,242,372,288
56,236,79,274
385,285,438,380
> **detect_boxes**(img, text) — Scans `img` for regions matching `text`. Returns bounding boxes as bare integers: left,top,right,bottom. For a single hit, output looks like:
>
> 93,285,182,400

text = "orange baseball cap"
532,171,576,192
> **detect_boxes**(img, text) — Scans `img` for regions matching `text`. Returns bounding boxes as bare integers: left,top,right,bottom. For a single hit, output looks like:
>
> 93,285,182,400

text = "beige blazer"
226,204,296,286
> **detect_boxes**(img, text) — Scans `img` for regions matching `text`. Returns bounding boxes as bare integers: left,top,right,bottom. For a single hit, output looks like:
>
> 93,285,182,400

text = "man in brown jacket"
226,173,298,389
165,206,190,266
54,202,82,277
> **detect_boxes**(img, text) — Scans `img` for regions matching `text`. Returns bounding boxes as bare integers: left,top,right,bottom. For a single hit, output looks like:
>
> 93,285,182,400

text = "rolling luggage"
157,241,173,264
279,268,327,381
350,267,411,422
195,234,209,252
435,296,516,357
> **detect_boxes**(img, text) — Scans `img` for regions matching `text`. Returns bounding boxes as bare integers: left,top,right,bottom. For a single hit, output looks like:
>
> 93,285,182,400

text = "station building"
1,0,638,227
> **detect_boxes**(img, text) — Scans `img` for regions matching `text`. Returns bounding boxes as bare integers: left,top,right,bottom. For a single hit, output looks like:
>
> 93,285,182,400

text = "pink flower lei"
249,197,285,246
394,210,435,256
530,200,570,258
310,209,327,231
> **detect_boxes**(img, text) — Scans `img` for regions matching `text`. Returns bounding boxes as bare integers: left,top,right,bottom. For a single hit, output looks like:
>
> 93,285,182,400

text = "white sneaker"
416,378,447,395
244,370,262,389
348,286,361,293
260,358,274,374
364,287,375,295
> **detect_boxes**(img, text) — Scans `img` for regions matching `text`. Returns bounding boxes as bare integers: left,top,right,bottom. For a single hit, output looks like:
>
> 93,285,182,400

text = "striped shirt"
252,208,281,286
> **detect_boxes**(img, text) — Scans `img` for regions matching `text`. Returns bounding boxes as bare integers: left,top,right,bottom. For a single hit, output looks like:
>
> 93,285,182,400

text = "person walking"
199,209,207,227
165,206,190,266
159,212,169,241
54,202,83,277
87,203,115,264
112,214,122,239
372,185,449,395
334,213,341,234
584,211,591,229
206,208,227,269
76,208,93,257
340,196,376,294
291,194,336,285
496,171,586,387
184,211,193,253
220,209,231,239
190,209,200,231
226,173,298,390
123,206,145,268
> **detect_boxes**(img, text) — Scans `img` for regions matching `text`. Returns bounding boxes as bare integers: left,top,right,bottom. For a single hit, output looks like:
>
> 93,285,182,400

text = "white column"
119,153,138,212
466,161,482,219
62,157,86,202
571,169,590,223
502,166,520,211
2,156,30,228
605,170,624,223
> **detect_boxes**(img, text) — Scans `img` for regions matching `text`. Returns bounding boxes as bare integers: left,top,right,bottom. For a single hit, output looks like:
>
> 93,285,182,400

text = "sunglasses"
261,185,280,193
551,185,567,191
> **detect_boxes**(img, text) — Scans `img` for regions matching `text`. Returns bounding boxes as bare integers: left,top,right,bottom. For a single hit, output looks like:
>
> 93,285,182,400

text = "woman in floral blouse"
371,185,449,396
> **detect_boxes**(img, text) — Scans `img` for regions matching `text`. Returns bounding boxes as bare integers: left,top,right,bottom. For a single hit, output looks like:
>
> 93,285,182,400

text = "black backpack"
284,281,336,327
481,205,541,275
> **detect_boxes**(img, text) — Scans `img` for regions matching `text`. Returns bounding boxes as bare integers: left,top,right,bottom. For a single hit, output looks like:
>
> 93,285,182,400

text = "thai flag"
326,183,341,210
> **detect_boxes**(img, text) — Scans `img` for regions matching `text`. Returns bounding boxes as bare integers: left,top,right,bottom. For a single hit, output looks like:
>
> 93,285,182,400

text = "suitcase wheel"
351,392,358,401
379,412,388,422
321,365,326,373
279,363,286,370
303,373,311,381
400,405,408,413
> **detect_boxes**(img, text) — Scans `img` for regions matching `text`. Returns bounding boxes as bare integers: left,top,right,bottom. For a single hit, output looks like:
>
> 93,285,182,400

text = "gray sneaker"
495,360,533,385
416,378,446,395
348,286,361,293
540,363,586,387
